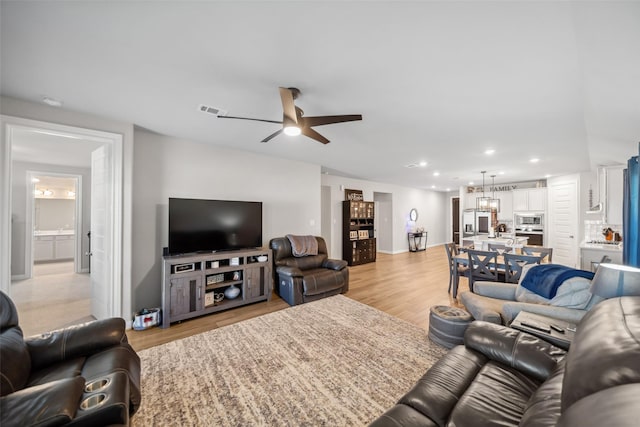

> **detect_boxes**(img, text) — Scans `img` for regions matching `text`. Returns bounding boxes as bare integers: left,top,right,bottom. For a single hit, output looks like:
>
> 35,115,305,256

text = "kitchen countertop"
580,241,622,252
468,235,527,244
34,230,75,236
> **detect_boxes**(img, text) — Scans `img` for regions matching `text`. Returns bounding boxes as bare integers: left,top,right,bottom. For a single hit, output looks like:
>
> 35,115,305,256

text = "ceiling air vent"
198,104,227,117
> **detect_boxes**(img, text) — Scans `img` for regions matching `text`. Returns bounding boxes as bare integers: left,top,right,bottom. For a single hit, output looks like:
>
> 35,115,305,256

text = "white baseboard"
11,274,28,281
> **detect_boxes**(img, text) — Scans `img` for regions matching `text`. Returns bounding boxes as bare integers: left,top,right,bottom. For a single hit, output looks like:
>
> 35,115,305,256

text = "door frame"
25,171,83,278
1,115,123,319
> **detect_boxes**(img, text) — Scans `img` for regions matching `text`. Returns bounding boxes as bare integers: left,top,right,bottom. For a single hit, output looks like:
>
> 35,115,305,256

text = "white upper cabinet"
496,191,513,222
513,188,547,212
606,166,624,225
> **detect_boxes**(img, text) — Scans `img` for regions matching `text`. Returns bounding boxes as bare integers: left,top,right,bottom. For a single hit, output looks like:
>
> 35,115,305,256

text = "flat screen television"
168,198,262,255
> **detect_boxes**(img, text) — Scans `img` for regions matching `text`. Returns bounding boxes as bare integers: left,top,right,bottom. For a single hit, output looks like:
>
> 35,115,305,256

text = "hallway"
11,261,93,336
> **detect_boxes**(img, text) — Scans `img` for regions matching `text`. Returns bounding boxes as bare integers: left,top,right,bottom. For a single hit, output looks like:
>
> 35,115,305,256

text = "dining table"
451,251,543,298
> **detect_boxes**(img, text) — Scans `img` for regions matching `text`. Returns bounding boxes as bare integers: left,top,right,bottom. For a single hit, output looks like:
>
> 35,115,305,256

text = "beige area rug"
133,295,447,426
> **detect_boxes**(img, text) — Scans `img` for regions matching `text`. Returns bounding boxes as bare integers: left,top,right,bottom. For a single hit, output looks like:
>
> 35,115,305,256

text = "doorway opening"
373,192,393,254
1,116,124,335
27,172,82,278
451,197,460,244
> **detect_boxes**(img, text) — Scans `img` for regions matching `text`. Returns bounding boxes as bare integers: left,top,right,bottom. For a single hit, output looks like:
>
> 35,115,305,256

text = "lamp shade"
589,263,640,298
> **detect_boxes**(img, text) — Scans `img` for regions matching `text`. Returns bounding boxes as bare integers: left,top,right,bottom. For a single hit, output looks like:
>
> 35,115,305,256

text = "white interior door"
90,145,112,319
548,180,579,267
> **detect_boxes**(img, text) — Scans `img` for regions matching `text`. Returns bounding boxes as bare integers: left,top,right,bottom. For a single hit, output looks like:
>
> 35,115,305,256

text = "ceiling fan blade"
218,115,282,125
301,127,330,144
279,87,298,126
261,128,283,143
303,114,363,127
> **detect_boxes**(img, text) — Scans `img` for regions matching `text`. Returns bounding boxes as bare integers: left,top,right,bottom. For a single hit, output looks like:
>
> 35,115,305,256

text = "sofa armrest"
0,376,85,427
464,321,566,382
275,265,303,278
26,318,127,370
473,282,517,300
501,302,588,325
322,258,348,271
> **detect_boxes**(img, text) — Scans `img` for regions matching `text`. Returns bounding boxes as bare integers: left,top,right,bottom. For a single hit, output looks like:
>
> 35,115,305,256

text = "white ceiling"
2,1,639,191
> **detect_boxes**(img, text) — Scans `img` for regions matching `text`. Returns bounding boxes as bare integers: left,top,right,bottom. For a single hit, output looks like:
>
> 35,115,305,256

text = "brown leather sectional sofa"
370,296,640,426
0,291,141,426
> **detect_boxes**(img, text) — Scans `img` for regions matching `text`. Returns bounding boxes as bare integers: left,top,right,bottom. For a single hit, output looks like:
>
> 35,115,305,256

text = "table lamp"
589,263,640,298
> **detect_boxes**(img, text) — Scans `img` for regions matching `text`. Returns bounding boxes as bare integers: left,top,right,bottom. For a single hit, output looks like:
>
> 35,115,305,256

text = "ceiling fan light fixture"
283,126,301,136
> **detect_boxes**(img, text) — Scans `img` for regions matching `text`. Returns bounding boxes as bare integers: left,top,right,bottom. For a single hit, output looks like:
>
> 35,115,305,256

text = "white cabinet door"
528,188,547,211
606,166,624,225
512,190,528,211
463,192,477,210
34,236,55,261
55,235,75,259
497,192,513,223
513,188,547,212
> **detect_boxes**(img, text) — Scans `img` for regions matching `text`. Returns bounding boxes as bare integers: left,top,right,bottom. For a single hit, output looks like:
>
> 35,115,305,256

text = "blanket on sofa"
520,264,595,299
286,234,319,257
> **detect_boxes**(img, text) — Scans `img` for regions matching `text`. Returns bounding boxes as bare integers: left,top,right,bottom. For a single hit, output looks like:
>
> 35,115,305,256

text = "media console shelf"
161,248,272,328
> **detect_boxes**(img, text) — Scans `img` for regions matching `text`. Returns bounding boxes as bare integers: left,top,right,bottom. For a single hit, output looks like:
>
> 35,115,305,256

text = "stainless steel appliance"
463,209,491,237
514,213,544,246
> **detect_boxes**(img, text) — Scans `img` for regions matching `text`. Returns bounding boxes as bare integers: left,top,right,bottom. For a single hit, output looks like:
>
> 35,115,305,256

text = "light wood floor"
128,245,465,351
11,261,93,336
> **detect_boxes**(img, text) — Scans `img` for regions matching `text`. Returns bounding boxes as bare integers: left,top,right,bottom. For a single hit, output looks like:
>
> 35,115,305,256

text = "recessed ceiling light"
42,96,63,107
31,178,40,183
499,171,505,175
468,181,474,185
485,149,495,155
431,185,436,189
530,158,540,163
433,171,440,177
419,161,428,167
545,174,551,178
446,188,451,191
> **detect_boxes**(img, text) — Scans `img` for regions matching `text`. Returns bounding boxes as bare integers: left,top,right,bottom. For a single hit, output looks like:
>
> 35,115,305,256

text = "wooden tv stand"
161,248,272,328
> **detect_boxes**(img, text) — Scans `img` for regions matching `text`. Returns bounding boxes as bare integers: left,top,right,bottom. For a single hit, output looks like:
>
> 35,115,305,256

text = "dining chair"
522,246,553,263
503,253,542,283
487,242,511,253
444,243,469,297
467,249,499,292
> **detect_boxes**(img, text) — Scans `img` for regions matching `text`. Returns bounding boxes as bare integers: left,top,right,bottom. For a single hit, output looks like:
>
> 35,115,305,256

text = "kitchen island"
463,235,528,251
580,241,622,272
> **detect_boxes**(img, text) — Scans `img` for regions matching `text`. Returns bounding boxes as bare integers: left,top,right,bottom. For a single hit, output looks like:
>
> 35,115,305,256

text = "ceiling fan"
218,87,362,144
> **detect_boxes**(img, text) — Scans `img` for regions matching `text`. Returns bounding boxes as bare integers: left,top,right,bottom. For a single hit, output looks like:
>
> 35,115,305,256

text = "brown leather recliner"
270,236,349,306
0,291,141,427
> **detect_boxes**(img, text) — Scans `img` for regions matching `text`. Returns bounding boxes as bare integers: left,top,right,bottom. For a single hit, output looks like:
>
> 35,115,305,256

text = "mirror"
410,208,418,221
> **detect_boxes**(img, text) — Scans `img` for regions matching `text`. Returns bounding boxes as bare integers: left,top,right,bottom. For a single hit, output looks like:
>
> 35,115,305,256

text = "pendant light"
489,174,500,212
476,171,491,210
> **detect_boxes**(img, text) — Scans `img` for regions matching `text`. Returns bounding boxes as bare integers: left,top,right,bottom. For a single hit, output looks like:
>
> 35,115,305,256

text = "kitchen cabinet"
463,192,477,210
606,166,624,225
55,235,75,259
580,246,622,272
496,191,513,223
33,232,75,261
513,188,547,212
34,236,55,261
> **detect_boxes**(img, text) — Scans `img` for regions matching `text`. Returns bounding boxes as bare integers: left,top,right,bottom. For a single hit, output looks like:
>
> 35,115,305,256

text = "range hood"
586,167,607,214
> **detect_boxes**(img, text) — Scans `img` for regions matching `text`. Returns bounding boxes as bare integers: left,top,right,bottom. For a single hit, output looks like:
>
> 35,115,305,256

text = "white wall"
10,161,91,275
131,129,321,309
321,174,448,257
